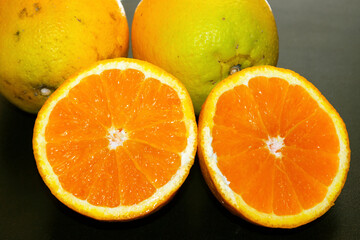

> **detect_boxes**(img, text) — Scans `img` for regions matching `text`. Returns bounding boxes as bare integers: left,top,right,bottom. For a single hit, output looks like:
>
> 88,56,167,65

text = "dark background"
1,0,359,239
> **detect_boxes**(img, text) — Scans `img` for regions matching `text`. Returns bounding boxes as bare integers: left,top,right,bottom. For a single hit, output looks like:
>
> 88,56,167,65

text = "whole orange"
132,0,279,114
0,0,129,113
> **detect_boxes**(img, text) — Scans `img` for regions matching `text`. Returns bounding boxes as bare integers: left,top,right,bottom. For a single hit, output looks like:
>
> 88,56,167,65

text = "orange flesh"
213,77,339,215
45,69,186,207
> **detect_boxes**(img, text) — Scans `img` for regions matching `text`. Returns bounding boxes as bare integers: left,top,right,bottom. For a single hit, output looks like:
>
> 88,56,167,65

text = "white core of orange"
265,136,284,158
107,127,128,150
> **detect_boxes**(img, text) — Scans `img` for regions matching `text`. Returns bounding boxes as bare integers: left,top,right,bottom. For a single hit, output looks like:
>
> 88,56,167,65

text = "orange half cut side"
33,58,197,221
198,65,350,228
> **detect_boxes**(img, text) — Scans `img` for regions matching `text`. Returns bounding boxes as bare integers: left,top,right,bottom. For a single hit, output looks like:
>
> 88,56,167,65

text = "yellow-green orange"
132,0,278,114
0,0,129,113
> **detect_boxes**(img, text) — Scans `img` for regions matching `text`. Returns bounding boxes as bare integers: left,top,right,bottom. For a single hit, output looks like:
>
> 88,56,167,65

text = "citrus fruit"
198,65,350,228
0,0,129,113
32,58,197,220
131,0,279,114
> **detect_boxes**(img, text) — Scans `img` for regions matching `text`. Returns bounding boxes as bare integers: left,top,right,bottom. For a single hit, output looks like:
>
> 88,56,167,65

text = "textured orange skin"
0,0,129,113
132,0,279,114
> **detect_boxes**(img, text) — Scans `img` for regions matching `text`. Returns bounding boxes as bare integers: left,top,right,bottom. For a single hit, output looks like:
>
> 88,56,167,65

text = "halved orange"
33,58,197,220
198,65,350,228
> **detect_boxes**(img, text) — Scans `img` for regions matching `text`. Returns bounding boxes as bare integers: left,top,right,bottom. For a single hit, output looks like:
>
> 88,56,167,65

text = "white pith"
265,136,284,158
107,128,127,150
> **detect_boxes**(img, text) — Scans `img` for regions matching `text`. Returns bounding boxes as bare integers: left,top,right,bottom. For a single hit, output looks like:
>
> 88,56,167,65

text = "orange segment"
217,149,269,196
100,68,145,128
248,76,289,136
273,166,302,216
240,153,275,214
281,157,327,210
280,85,320,136
46,139,108,178
86,149,120,207
67,74,112,128
33,58,197,221
198,65,350,228
115,148,156,206
49,141,109,200
126,77,184,129
282,147,338,186
124,141,181,188
214,85,267,138
217,148,275,214
45,97,107,143
46,139,109,200
212,125,265,157
285,110,340,153
129,120,187,153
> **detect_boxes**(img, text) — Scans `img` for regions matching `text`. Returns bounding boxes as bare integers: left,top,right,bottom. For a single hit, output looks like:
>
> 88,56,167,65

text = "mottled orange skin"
0,0,129,113
132,0,278,114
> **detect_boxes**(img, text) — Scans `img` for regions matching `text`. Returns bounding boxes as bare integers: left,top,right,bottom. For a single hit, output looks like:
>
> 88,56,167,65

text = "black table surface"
1,0,359,239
